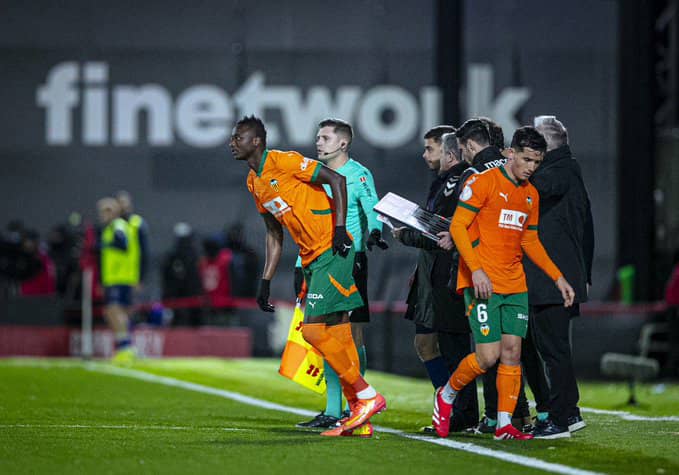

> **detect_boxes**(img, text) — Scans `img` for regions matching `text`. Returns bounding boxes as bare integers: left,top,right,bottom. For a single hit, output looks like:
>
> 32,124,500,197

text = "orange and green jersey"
450,166,562,294
247,149,334,267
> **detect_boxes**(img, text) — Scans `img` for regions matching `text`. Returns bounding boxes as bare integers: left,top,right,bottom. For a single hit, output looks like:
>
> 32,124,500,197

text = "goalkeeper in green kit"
295,118,388,434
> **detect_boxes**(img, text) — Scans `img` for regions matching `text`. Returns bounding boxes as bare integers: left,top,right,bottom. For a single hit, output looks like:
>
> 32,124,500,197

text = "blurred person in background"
0,221,43,298
296,118,388,429
97,197,136,363
200,237,233,310
47,224,81,299
161,222,202,326
526,116,594,438
223,222,259,298
392,125,479,433
18,229,56,296
116,191,149,294
232,115,385,437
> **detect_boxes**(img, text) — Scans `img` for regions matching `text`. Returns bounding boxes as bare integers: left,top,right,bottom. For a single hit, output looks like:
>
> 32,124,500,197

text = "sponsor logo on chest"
262,196,291,218
498,209,528,231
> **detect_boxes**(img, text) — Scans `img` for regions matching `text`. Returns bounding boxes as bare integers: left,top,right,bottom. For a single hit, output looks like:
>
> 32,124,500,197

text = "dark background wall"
0,0,617,307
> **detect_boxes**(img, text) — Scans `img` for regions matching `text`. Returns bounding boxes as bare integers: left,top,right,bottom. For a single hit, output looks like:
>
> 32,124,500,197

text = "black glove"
332,225,353,258
366,229,389,251
256,279,275,312
294,267,304,297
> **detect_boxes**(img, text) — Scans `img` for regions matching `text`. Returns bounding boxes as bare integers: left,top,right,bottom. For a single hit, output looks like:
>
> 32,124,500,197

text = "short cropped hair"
441,132,460,159
236,115,267,147
510,126,547,153
478,117,505,149
455,118,491,146
318,118,353,146
533,115,568,151
424,125,456,143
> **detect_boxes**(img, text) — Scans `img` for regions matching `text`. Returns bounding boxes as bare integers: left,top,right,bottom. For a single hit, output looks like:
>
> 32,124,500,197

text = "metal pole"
81,268,93,359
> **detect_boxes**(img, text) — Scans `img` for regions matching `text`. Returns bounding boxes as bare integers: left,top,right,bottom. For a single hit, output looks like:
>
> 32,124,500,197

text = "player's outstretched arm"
315,165,353,257
257,212,284,312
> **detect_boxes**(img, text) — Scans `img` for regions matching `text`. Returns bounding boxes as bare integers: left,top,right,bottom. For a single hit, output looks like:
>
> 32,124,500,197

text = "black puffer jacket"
522,145,594,308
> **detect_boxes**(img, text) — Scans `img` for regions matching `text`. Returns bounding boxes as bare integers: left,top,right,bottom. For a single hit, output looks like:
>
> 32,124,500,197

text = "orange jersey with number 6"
247,149,334,267
451,166,562,294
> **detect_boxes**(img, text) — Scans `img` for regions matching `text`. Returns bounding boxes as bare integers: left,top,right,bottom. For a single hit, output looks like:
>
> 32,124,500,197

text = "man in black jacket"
526,116,594,439
393,126,478,432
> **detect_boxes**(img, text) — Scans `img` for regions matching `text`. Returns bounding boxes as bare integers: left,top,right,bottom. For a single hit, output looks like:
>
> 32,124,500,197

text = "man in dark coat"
393,126,478,432
526,116,594,439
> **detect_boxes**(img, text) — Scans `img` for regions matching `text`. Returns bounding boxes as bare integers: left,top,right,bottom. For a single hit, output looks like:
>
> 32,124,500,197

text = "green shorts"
302,247,364,319
464,289,529,344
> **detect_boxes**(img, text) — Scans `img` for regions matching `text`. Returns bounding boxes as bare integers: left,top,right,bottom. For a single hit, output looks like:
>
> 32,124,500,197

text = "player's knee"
301,323,327,347
414,334,440,361
500,344,521,366
475,347,501,370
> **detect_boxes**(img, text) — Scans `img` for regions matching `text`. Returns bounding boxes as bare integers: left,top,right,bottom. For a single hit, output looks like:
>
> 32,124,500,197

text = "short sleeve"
272,151,323,184
456,174,489,213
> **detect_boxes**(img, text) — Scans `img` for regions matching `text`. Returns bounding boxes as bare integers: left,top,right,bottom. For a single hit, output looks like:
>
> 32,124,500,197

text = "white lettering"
83,63,108,145
466,64,531,141
358,86,418,148
36,62,79,145
37,63,474,148
175,85,232,147
113,85,173,145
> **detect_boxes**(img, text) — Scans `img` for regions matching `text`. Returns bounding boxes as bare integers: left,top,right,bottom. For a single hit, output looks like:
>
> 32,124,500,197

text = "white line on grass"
578,407,679,422
89,364,603,475
4,359,678,423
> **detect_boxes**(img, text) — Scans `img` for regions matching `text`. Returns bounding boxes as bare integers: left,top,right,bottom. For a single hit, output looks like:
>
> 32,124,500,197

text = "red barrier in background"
0,325,252,358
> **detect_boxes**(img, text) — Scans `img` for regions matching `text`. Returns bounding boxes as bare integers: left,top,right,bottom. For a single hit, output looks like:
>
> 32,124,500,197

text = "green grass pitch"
0,357,677,474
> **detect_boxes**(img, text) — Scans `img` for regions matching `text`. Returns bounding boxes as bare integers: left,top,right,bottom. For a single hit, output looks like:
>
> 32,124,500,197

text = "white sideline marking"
0,424,247,431
5,359,678,423
579,407,679,422
87,364,602,475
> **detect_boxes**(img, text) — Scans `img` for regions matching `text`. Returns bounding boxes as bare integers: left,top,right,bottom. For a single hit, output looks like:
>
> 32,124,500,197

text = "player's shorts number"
476,303,488,323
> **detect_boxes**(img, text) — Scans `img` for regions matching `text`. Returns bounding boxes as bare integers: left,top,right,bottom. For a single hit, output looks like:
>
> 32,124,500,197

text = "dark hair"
455,118,491,146
424,125,456,143
477,117,505,149
318,118,353,146
236,115,267,146
510,126,547,153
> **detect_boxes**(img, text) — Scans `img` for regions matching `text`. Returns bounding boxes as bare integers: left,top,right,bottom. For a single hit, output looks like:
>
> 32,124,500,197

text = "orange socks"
497,363,522,415
301,323,366,396
449,353,486,391
326,323,361,400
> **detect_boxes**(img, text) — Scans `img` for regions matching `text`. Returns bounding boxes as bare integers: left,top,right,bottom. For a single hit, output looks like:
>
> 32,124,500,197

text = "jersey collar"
256,149,269,177
500,166,521,187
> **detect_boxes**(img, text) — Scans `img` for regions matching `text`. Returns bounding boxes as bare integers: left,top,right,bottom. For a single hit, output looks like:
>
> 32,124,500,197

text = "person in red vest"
19,230,56,296
199,237,233,309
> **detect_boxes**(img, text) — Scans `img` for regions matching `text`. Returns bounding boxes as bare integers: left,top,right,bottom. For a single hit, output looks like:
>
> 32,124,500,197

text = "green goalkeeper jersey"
296,158,382,267
322,158,382,252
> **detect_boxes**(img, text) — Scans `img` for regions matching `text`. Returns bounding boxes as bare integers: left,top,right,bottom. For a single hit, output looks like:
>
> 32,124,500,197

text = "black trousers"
481,317,550,419
530,304,580,427
438,331,479,430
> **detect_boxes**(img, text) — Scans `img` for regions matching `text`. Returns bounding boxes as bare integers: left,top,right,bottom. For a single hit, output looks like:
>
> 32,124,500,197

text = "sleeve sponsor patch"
460,185,473,201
